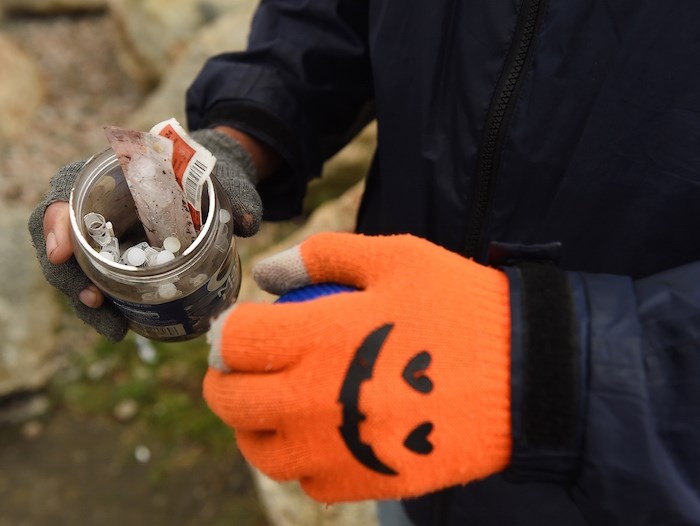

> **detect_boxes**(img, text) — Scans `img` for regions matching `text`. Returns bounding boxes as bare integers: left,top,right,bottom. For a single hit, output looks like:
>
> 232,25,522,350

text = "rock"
253,471,379,526
0,33,45,141
0,394,51,424
126,5,257,130
0,205,61,398
0,0,105,15
108,0,256,89
21,419,45,439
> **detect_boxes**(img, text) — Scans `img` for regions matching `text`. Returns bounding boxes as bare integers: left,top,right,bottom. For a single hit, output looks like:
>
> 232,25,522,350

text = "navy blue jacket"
187,1,700,524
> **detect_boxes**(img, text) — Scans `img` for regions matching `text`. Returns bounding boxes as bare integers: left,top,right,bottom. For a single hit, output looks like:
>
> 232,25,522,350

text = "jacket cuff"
501,263,589,483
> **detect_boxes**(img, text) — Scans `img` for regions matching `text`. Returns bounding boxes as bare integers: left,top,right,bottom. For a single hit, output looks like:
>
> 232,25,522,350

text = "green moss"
45,331,268,525
52,334,234,450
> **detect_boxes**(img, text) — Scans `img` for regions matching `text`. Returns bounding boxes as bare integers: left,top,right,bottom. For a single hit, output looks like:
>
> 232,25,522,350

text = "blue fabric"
275,283,356,303
187,0,700,523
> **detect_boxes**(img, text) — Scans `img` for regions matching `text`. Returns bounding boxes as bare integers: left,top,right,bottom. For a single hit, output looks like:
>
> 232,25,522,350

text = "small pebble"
21,421,43,440
134,445,151,463
113,399,139,422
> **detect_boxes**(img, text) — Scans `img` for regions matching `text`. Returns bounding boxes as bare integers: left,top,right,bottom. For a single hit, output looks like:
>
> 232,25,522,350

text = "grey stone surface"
126,6,257,130
0,205,61,397
108,0,255,88
0,34,44,141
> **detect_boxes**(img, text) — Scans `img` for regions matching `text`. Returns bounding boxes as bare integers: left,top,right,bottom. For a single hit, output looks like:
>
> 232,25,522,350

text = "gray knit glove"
189,128,262,237
27,159,130,342
27,130,262,342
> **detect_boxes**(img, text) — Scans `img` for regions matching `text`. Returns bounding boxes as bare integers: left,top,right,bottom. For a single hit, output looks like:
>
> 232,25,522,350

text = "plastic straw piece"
84,212,111,247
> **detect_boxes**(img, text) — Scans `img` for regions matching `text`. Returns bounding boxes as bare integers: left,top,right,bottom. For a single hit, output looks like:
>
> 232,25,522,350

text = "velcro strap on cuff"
504,261,583,482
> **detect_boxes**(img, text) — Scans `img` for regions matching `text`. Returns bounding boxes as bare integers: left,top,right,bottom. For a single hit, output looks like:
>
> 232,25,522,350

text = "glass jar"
69,149,241,342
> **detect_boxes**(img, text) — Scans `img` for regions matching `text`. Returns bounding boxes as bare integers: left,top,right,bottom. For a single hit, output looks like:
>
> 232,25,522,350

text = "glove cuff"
45,159,87,206
459,264,513,474
190,128,257,184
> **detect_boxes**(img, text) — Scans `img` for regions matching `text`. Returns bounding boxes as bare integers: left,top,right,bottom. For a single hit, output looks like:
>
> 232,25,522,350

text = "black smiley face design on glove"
338,323,434,476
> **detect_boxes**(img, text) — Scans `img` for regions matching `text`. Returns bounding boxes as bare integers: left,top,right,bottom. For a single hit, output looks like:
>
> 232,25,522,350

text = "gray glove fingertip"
251,245,310,295
215,166,263,237
206,306,235,373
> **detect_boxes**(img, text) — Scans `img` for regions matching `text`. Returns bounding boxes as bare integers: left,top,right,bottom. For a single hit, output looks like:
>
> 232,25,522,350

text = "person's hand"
27,129,264,342
189,129,263,237
204,232,513,502
27,160,129,342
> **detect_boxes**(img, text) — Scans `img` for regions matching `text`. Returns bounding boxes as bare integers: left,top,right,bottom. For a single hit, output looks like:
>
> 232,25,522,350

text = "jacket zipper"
463,0,547,258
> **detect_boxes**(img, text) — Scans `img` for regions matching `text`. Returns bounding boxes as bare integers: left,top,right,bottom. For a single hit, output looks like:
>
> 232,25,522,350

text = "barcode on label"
133,323,187,338
184,159,207,206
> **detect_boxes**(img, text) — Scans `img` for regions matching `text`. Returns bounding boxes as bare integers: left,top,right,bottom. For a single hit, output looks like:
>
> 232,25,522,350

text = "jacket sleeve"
186,0,374,220
502,260,700,524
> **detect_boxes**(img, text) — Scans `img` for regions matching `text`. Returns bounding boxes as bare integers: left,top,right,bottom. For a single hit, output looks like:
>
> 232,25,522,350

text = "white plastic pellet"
219,209,231,224
189,273,208,288
98,250,117,262
158,283,178,299
126,247,146,267
155,250,175,265
162,236,181,254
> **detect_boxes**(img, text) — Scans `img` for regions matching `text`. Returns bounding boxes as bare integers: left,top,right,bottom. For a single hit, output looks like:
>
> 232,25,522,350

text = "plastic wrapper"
104,126,197,249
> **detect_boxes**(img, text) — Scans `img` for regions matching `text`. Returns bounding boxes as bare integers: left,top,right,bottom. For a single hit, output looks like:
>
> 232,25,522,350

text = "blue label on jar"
106,249,239,341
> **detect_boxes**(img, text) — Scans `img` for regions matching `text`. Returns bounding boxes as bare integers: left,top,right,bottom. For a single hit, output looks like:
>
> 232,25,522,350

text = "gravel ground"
0,10,144,207
0,409,266,526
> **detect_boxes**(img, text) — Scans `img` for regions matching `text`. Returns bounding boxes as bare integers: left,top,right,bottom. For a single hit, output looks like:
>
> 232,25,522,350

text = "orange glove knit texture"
205,233,512,503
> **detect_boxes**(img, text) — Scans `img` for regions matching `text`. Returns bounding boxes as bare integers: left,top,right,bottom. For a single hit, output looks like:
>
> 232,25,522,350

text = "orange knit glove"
204,233,512,503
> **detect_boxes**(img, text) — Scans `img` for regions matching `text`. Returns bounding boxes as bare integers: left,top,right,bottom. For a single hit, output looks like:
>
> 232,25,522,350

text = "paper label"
150,117,217,229
106,247,239,341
